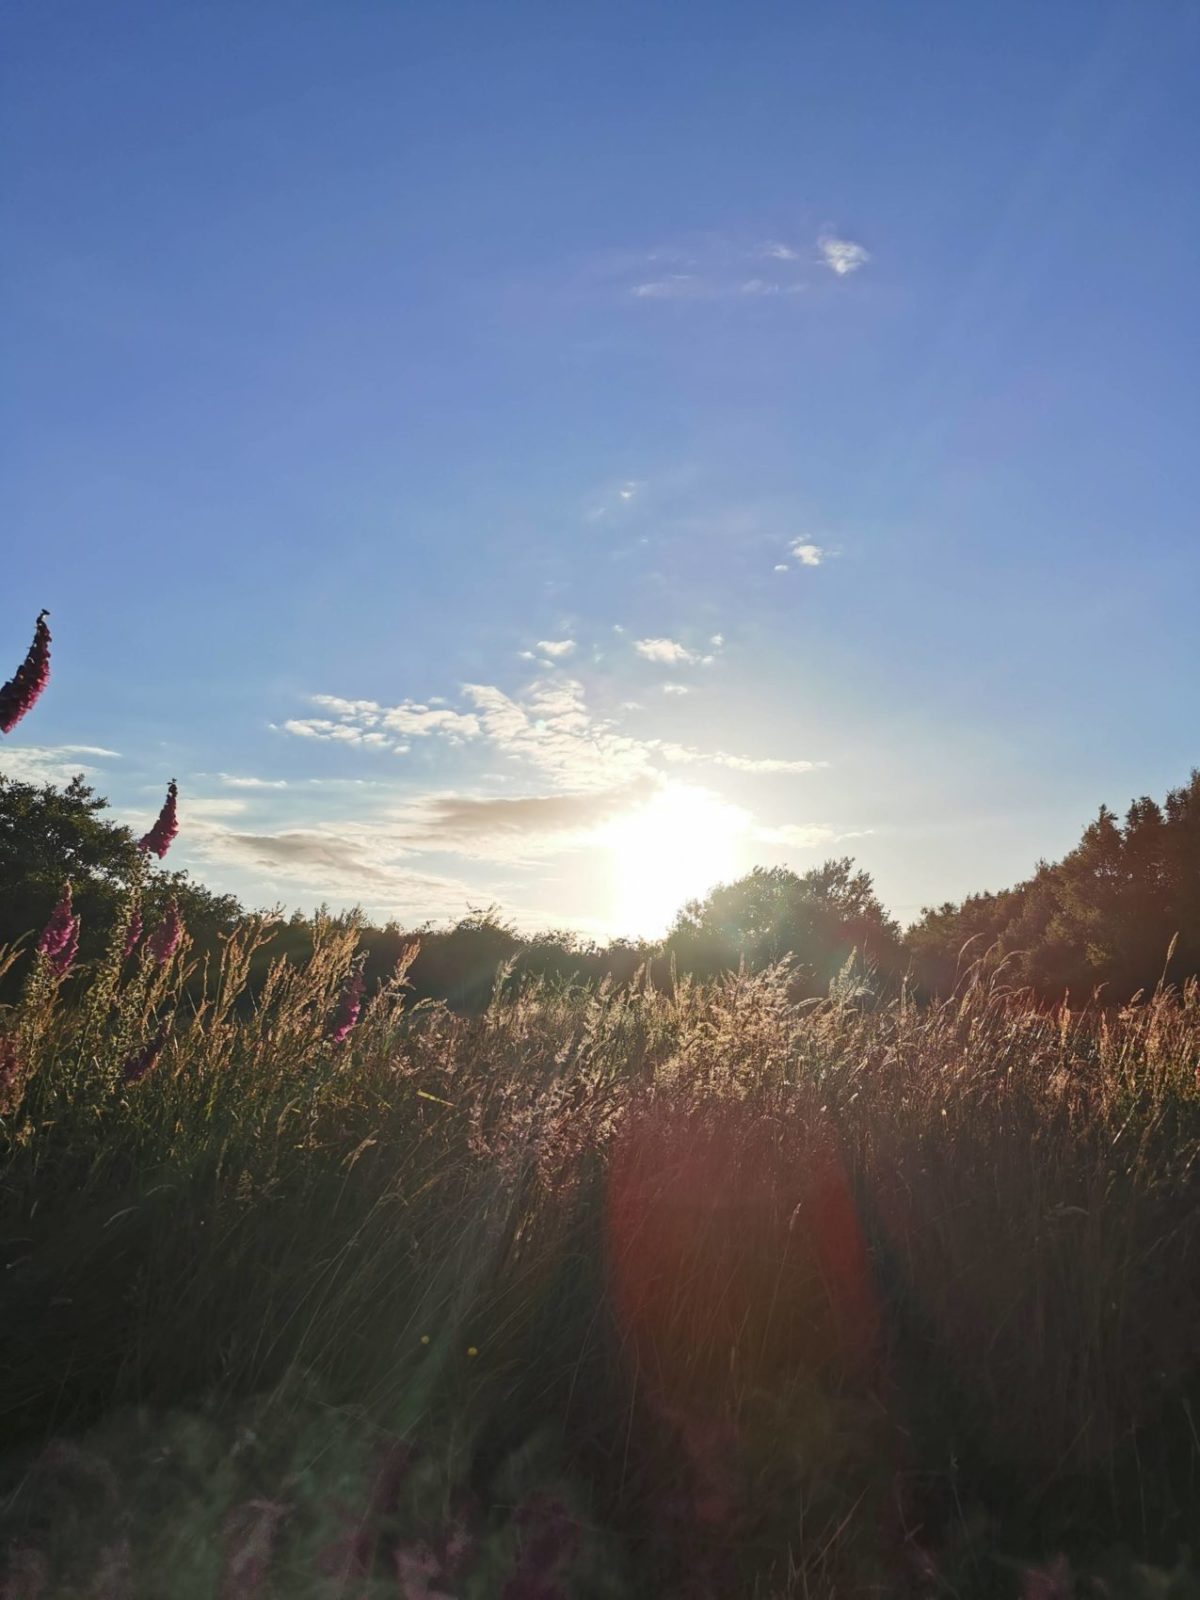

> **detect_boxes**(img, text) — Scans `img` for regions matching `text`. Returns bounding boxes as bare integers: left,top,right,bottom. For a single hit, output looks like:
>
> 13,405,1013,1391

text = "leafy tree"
906,771,1200,1001
666,859,902,994
0,772,241,985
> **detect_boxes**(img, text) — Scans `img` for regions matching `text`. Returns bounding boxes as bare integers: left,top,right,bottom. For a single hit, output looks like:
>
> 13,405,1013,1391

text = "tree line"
2,767,1198,1007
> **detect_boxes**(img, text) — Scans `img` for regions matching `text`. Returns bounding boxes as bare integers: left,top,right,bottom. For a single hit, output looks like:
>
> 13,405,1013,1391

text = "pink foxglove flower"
139,780,179,858
0,610,51,734
38,883,81,975
122,905,143,959
52,916,80,977
38,884,75,959
328,968,365,1044
122,1020,170,1085
148,899,183,965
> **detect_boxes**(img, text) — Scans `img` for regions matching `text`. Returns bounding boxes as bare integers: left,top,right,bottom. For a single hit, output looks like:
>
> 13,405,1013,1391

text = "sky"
3,0,1199,939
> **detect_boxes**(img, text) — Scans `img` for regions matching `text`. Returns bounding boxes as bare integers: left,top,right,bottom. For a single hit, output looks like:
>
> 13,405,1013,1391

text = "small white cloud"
612,623,625,634
653,742,824,775
710,634,724,647
631,275,696,299
662,683,690,696
518,650,536,661
755,821,840,849
536,639,576,660
635,637,699,666
618,482,638,501
774,563,789,573
218,773,289,790
762,242,799,261
818,234,870,276
791,541,825,567
713,753,824,774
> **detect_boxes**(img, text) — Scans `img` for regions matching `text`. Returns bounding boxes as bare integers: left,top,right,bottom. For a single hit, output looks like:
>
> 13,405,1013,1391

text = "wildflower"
466,1346,478,1358
122,1020,170,1085
38,883,81,977
220,1498,290,1600
51,915,80,978
328,967,365,1044
139,779,179,858
122,905,143,959
148,899,183,965
0,609,51,734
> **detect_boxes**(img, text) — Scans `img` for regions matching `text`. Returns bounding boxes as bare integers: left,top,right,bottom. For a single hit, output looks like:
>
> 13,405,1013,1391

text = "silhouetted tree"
906,771,1200,1001
666,859,902,995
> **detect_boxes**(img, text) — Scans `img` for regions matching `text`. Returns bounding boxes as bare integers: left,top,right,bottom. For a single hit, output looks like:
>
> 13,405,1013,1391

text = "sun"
604,782,747,939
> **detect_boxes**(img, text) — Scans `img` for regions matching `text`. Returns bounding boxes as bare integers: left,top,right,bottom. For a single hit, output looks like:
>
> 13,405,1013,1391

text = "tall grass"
1,924,1198,1596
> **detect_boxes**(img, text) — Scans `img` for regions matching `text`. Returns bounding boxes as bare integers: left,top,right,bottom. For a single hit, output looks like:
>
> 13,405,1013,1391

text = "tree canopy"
666,859,902,993
907,771,1200,1001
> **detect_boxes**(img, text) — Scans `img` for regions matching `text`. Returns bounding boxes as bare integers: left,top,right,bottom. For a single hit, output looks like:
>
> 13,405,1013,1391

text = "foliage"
666,859,903,992
909,771,1200,1001
0,773,241,989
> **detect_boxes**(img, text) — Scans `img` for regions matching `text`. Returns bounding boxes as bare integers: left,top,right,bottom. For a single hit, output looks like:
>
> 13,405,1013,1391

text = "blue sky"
3,0,1199,937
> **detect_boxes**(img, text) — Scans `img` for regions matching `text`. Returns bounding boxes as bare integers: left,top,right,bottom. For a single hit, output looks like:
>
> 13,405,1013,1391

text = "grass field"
2,917,1199,1597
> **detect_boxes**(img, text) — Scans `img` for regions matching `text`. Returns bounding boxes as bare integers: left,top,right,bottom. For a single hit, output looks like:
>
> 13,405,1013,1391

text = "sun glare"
604,782,746,939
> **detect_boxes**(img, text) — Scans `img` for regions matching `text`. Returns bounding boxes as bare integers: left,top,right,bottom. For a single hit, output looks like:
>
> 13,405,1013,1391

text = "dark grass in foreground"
1,920,1199,1597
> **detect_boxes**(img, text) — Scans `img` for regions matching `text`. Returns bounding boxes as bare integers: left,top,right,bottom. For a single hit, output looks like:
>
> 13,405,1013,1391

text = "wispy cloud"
818,234,870,276
653,742,823,775
738,278,804,298
395,780,657,858
0,744,120,785
617,229,869,304
631,275,698,300
791,541,826,566
217,773,289,789
280,676,820,799
195,818,475,917
536,639,576,660
282,696,481,751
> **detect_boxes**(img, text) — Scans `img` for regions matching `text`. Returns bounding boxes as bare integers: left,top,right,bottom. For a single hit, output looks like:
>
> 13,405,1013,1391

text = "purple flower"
148,899,183,965
52,916,80,978
328,967,365,1044
122,906,143,959
0,609,51,735
122,1020,170,1085
38,883,81,977
139,780,179,858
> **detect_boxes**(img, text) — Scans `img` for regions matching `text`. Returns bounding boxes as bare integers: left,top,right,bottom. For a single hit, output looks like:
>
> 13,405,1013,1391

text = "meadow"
2,911,1198,1598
